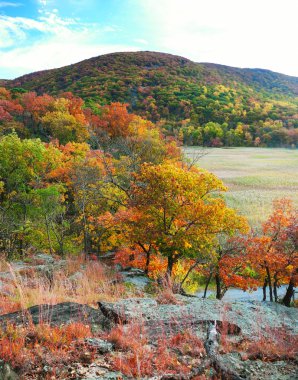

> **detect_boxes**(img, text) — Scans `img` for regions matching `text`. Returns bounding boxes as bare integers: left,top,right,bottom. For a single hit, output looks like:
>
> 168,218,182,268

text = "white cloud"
0,41,139,78
0,10,141,78
0,2,22,7
0,12,81,48
140,0,298,76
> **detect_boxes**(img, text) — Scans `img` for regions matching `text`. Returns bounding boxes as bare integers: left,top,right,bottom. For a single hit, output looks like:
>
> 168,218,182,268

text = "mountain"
2,51,298,146
6,51,298,97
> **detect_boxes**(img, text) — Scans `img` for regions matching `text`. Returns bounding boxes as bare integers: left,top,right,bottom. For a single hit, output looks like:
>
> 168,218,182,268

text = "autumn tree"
41,98,89,144
118,162,245,278
199,215,250,300
0,133,62,257
224,199,297,304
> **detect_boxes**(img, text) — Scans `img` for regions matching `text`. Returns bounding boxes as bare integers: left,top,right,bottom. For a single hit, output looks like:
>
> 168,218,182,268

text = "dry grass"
239,328,298,361
0,256,134,316
0,321,95,378
106,321,206,378
156,276,184,305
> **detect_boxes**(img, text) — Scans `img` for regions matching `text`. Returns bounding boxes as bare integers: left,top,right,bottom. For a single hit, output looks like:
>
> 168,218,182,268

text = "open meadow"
184,147,298,226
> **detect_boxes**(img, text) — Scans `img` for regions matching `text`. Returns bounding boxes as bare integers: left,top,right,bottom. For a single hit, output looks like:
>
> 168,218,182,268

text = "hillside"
3,51,298,146
7,51,298,96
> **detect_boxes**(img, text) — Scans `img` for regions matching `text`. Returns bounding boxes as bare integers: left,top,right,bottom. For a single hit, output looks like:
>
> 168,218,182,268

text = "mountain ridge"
5,51,298,96
2,51,298,147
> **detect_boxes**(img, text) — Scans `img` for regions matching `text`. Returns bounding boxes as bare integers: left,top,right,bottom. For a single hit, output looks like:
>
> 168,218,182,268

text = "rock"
119,268,151,291
99,252,116,267
0,302,109,331
32,253,55,265
98,298,297,339
122,274,151,290
75,358,124,380
121,268,146,276
98,298,298,380
0,361,19,379
85,338,113,353
68,271,84,282
99,298,158,324
9,261,27,271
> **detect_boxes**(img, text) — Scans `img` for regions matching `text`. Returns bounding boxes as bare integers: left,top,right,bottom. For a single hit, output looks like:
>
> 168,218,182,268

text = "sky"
0,0,298,79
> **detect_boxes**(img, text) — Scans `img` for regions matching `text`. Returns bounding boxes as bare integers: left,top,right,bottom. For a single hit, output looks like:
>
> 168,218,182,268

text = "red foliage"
221,199,298,294
21,92,54,118
0,322,94,375
107,322,205,378
96,102,133,138
223,326,298,362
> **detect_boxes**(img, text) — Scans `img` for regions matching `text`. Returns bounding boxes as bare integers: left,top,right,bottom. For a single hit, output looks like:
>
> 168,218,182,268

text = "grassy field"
183,147,298,226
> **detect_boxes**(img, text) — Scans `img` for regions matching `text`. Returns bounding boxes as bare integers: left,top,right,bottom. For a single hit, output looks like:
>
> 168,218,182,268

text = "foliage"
4,51,298,147
0,322,94,377
107,321,205,378
221,199,298,302
115,161,248,280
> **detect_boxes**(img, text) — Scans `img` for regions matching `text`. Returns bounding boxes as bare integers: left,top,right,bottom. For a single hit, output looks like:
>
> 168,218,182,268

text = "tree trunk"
203,273,213,298
167,255,175,277
273,276,278,303
83,229,91,255
144,251,151,275
262,278,268,301
19,237,24,257
45,216,53,255
265,266,273,302
283,278,294,307
215,273,222,300
180,259,201,289
138,242,151,275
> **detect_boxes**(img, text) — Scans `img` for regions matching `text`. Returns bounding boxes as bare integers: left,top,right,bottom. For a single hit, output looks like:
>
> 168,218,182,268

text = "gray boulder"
120,268,151,291
85,338,114,354
98,297,298,339
0,302,109,331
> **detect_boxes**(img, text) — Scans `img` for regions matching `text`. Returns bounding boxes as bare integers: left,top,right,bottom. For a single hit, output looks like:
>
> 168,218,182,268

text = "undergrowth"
0,322,95,378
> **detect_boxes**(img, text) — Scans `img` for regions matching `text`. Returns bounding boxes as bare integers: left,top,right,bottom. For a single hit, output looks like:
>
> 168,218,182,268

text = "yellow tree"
121,162,246,277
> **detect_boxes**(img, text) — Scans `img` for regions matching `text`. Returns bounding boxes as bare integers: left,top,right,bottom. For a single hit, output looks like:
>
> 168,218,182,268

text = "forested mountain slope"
3,51,298,146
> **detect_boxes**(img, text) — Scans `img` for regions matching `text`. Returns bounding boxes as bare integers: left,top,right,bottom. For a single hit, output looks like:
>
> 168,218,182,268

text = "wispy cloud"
0,1,23,7
0,12,81,48
0,8,141,78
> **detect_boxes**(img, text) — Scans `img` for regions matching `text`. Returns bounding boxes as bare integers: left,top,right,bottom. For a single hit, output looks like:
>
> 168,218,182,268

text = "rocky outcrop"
98,297,297,339
0,253,67,300
0,302,109,331
0,296,297,379
97,297,298,379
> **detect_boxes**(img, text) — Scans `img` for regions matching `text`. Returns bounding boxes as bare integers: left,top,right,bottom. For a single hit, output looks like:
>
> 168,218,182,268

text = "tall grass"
0,255,131,316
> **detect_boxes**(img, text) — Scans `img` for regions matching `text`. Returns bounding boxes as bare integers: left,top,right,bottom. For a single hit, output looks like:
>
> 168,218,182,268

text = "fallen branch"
205,321,245,380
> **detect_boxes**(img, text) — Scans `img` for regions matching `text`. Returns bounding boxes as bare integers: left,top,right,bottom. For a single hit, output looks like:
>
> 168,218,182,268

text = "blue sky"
0,0,297,79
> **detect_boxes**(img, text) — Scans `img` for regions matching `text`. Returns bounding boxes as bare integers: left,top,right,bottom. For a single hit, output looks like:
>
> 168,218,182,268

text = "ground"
0,255,297,379
184,147,298,226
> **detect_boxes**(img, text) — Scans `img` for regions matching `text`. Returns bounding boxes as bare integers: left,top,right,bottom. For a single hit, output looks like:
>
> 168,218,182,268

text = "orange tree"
199,217,250,300
118,161,247,279
223,199,297,304
250,199,297,304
